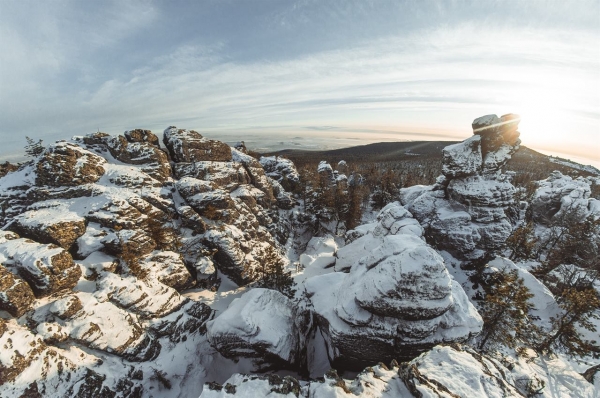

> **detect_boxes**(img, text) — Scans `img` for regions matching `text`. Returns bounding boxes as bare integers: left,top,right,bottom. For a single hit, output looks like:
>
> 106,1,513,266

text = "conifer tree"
537,288,600,356
254,245,295,298
506,222,538,261
24,136,45,157
477,268,538,351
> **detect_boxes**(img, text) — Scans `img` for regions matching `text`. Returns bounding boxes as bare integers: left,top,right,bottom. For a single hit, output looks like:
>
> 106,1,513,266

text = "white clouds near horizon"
0,0,598,164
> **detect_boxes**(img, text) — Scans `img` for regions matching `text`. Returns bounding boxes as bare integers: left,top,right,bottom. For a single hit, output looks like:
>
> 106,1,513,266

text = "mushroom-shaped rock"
35,142,106,187
163,127,232,162
401,113,521,261
207,288,303,366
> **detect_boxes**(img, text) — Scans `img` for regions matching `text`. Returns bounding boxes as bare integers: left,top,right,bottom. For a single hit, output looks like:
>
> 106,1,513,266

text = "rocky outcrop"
201,344,596,397
307,203,481,369
80,132,171,182
259,155,301,191
401,114,521,261
163,127,232,162
0,127,295,396
35,142,106,187
207,289,309,368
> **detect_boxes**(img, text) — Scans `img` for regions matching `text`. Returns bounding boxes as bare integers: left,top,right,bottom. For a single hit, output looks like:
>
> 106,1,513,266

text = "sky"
1,0,599,166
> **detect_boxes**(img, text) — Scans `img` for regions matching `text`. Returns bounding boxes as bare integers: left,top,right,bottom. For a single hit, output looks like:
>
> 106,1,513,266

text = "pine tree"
254,245,295,298
24,136,45,157
506,222,538,261
477,268,538,351
537,288,600,356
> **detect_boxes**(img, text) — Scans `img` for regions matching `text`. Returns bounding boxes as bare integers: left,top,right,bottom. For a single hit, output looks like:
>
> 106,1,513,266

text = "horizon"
1,1,598,166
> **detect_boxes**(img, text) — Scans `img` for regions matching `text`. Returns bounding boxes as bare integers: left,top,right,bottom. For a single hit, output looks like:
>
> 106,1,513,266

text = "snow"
206,288,299,363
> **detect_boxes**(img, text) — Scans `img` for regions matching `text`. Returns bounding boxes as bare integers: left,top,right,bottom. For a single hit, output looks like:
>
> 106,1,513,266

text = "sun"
508,88,575,152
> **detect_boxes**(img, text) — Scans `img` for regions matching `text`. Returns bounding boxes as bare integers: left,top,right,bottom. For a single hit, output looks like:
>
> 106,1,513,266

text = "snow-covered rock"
402,113,521,261
201,344,596,397
307,203,482,369
13,207,86,249
259,155,301,190
0,236,80,296
35,142,106,187
163,127,232,162
207,288,308,367
531,170,597,224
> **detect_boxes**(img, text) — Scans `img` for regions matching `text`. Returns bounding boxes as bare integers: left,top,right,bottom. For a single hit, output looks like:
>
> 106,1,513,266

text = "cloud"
0,1,598,164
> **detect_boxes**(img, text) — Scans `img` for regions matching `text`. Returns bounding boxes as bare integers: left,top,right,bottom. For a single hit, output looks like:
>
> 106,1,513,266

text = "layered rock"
12,207,86,249
306,203,482,369
401,113,521,260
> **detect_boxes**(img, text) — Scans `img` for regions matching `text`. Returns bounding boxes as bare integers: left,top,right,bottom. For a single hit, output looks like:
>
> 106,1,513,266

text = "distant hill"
262,141,600,180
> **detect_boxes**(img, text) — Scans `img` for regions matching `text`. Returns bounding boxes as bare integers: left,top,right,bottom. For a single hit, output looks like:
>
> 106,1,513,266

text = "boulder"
163,127,232,163
259,155,301,191
531,170,594,224
124,129,160,147
36,142,106,187
141,251,195,291
207,289,307,367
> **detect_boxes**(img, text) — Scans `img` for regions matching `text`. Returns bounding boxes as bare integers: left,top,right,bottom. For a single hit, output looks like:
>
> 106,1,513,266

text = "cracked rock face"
401,114,521,260
0,127,293,396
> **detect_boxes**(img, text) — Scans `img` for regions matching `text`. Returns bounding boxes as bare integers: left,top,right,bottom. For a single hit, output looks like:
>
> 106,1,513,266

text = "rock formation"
306,202,482,369
401,114,521,261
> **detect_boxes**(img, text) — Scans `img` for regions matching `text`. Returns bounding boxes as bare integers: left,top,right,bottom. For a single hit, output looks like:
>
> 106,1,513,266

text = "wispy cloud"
0,1,598,163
